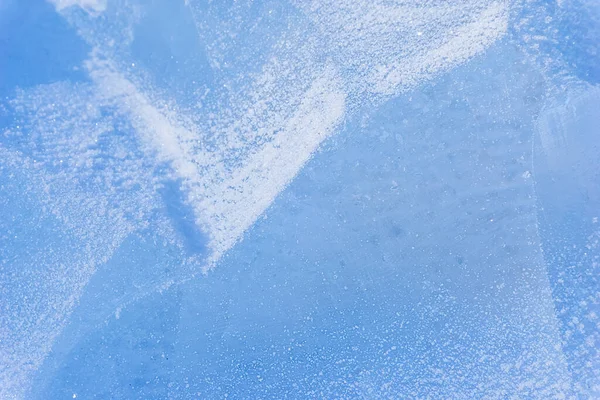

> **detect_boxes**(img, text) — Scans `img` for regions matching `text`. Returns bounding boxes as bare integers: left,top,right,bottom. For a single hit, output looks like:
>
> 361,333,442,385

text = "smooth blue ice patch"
534,88,600,393
0,0,88,97
556,1,600,84
128,0,213,105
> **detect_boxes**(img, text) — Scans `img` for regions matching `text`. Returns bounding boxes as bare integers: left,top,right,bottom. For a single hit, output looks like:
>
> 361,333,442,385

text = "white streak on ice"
196,66,346,266
371,2,509,95
47,0,106,14
294,0,509,98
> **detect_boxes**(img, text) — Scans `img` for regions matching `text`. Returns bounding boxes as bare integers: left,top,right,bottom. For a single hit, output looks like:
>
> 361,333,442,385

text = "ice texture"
0,0,598,398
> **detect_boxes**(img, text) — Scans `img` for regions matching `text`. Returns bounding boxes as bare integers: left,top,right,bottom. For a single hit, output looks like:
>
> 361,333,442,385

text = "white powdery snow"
47,0,106,14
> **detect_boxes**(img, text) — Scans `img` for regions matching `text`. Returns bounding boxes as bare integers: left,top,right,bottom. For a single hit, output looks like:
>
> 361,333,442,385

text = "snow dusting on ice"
1,0,598,398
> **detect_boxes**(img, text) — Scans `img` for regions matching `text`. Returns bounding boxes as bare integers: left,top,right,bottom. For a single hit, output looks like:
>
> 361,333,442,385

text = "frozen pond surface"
1,0,599,398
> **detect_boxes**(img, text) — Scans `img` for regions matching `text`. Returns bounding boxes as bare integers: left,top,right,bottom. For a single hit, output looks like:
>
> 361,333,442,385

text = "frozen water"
0,0,598,398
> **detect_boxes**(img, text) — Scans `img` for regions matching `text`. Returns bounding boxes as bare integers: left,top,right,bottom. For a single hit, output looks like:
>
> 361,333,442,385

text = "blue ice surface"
1,0,599,399
0,0,88,97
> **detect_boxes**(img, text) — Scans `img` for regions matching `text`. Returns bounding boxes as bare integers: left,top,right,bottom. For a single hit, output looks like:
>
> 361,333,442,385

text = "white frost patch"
86,53,346,269
47,0,106,14
196,66,346,265
0,83,160,400
371,2,509,96
85,56,200,180
295,0,509,98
